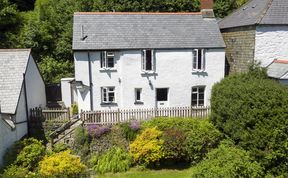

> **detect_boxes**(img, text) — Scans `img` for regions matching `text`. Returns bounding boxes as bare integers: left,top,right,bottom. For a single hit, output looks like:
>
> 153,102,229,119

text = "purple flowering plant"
86,124,111,138
129,120,140,131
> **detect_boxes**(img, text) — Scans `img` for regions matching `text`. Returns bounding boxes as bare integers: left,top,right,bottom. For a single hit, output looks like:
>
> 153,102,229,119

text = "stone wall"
221,26,256,74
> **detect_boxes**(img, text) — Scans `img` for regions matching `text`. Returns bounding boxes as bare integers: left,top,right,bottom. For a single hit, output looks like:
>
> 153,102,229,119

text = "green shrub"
94,147,132,174
142,118,222,164
2,165,30,178
90,125,128,155
211,68,288,176
52,142,69,153
129,127,164,166
184,119,222,164
119,121,140,142
39,150,86,177
71,103,78,115
162,128,187,162
73,126,91,159
191,141,264,178
15,140,45,169
3,138,45,169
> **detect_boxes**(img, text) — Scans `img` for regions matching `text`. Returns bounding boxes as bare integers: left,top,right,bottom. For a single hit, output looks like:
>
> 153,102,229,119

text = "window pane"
193,50,197,69
157,88,168,101
107,57,114,68
197,49,202,69
146,50,152,70
198,99,204,106
108,93,115,102
136,89,141,101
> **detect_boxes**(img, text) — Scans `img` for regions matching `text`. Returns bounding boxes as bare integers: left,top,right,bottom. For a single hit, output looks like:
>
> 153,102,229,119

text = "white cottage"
0,49,46,166
219,0,288,74
72,0,225,111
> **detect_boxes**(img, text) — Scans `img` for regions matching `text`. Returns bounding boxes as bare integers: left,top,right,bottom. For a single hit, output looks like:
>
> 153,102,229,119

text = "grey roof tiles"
0,49,30,114
219,0,288,29
73,12,225,50
267,60,288,79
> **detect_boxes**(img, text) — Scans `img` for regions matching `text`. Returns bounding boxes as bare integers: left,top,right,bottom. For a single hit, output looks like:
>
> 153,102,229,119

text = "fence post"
67,107,71,119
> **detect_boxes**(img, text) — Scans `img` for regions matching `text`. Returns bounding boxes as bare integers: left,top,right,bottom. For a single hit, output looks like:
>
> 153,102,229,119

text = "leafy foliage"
162,128,187,162
129,127,164,166
39,150,86,177
211,68,288,176
3,138,44,168
119,121,140,142
191,141,264,178
93,147,132,174
87,124,111,138
1,165,30,178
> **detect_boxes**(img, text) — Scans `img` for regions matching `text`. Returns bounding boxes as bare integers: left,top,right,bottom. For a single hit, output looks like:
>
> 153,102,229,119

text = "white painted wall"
61,78,78,107
0,88,27,167
255,25,288,67
74,49,225,110
25,55,46,114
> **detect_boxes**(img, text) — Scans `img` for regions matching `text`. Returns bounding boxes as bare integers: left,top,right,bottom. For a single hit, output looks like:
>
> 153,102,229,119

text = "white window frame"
101,51,115,69
141,49,155,72
135,88,142,102
101,87,116,103
192,49,206,71
191,86,205,107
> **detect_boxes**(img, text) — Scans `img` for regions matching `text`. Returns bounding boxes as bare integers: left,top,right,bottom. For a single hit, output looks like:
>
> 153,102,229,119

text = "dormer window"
142,50,155,71
193,49,206,71
101,51,115,69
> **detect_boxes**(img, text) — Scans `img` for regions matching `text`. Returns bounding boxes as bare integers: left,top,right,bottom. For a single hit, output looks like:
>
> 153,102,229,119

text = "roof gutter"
23,73,30,136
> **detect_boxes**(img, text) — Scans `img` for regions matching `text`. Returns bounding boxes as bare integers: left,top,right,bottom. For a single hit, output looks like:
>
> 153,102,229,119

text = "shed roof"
0,49,31,114
267,60,288,79
219,0,288,29
73,12,225,50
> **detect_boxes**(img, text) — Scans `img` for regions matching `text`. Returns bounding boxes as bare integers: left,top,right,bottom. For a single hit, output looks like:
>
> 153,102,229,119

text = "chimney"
201,0,215,18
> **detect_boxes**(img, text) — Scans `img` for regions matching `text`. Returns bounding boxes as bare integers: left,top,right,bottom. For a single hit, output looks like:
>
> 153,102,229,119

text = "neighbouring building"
72,0,225,111
219,0,288,74
0,49,46,166
267,59,288,85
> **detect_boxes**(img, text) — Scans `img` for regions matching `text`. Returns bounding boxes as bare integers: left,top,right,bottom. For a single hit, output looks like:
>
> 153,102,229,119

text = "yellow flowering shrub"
39,150,86,177
129,127,164,166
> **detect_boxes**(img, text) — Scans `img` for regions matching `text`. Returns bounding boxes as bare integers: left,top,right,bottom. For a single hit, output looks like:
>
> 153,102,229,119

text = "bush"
184,119,222,164
162,128,187,162
119,120,140,142
71,103,78,115
129,127,164,166
94,147,132,174
142,118,222,164
73,126,91,159
3,138,45,170
39,150,86,177
191,141,264,178
211,68,288,176
2,165,30,178
90,125,128,155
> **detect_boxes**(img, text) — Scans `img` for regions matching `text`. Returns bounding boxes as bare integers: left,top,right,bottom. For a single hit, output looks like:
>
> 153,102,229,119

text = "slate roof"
0,49,31,114
219,0,288,29
267,60,288,79
73,12,225,50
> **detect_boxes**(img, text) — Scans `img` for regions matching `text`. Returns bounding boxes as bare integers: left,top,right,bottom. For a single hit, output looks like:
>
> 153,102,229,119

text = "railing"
30,107,70,123
81,106,210,125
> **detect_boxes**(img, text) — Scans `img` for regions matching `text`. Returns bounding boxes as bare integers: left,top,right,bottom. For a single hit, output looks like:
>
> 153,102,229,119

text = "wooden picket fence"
30,107,71,123
81,106,210,125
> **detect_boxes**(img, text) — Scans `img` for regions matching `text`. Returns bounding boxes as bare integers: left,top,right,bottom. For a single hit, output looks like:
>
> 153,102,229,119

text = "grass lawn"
93,167,193,178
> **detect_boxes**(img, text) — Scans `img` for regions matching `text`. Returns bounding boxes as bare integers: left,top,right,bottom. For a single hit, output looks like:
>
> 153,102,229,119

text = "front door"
156,88,169,108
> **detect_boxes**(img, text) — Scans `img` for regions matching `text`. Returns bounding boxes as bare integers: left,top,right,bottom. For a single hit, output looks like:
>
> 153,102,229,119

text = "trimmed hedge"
211,68,288,176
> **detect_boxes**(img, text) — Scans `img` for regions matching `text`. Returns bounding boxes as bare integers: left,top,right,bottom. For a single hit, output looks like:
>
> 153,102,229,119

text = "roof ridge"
74,12,202,15
0,49,31,52
256,0,274,24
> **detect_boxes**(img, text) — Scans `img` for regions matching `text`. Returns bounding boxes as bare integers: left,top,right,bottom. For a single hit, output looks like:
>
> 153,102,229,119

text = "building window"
101,87,115,103
135,88,142,103
191,86,205,106
192,49,205,71
142,49,154,71
101,51,115,69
